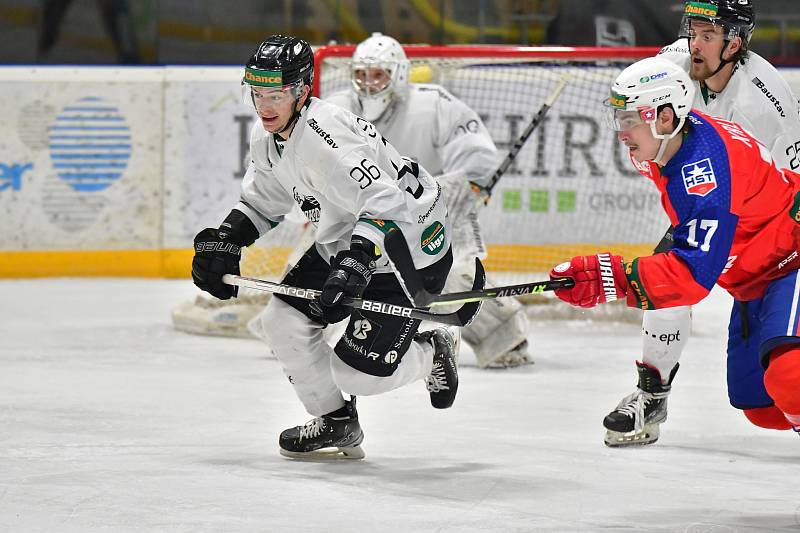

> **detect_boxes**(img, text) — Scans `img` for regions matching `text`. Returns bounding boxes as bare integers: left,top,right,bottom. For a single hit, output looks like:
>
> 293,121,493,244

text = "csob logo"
0,162,33,191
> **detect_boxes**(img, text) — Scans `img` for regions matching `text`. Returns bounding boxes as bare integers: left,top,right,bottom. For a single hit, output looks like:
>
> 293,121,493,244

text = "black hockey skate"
418,327,459,409
279,397,364,460
603,362,679,447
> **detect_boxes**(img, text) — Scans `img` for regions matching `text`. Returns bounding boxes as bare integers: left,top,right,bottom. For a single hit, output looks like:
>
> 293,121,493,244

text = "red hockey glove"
549,253,628,308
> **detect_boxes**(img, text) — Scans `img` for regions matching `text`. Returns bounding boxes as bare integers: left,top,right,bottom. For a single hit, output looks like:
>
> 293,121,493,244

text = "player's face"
353,68,391,96
250,86,300,133
617,121,660,162
687,20,727,80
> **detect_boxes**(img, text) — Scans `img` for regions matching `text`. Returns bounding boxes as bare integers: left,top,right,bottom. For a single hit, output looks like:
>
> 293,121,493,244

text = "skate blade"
279,444,365,461
604,424,660,447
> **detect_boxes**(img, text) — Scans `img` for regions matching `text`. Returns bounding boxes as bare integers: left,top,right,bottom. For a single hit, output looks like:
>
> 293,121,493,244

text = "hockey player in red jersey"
603,0,800,447
550,56,800,442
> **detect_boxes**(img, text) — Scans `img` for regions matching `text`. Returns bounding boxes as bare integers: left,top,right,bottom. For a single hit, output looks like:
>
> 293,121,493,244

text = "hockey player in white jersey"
325,32,532,369
603,0,800,447
192,35,460,460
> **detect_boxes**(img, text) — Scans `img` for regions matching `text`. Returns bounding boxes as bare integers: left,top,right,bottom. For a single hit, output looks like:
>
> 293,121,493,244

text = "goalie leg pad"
171,293,268,338
259,297,345,417
640,305,691,382
445,262,531,368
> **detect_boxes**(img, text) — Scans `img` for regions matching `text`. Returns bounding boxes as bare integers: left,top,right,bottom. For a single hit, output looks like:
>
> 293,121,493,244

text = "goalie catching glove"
191,210,259,300
550,252,628,308
310,236,378,324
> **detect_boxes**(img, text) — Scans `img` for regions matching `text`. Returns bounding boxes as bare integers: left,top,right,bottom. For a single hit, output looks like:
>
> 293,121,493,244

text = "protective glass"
351,61,393,97
679,16,739,43
242,81,303,112
603,104,656,131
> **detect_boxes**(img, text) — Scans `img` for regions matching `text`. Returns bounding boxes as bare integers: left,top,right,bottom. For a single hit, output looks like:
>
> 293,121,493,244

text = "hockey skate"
603,362,679,447
418,327,459,409
279,397,365,460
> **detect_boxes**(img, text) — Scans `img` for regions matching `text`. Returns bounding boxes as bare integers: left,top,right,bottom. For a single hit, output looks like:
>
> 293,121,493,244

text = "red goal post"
313,45,662,278
314,45,660,97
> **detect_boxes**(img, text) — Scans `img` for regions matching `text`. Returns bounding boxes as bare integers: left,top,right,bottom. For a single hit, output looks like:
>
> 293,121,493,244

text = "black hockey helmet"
243,35,314,90
679,0,755,60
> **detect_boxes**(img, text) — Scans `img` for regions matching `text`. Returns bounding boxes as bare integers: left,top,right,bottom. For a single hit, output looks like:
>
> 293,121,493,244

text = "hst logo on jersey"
681,158,717,197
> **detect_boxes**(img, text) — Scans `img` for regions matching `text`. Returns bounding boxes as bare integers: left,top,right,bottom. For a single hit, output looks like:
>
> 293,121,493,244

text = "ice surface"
1,279,798,532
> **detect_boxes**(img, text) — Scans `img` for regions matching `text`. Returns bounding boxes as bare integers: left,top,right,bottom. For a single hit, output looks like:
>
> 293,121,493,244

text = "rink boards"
1,65,799,277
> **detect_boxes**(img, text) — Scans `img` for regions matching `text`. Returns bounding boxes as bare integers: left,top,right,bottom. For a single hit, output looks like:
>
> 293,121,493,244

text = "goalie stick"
221,274,481,327
384,229,574,307
483,76,569,194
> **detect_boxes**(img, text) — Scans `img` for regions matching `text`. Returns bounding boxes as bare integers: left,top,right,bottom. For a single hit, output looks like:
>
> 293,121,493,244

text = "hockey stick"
221,274,480,327
384,229,574,307
484,76,569,194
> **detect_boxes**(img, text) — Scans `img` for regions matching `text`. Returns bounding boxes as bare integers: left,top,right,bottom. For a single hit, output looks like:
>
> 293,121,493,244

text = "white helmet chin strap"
649,117,685,166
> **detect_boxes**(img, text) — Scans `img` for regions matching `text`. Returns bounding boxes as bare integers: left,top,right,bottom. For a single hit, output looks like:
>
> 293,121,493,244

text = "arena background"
1,0,799,278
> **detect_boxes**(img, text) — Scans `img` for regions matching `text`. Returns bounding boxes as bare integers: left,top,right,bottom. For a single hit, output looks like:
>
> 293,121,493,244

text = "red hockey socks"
763,344,800,430
743,406,793,430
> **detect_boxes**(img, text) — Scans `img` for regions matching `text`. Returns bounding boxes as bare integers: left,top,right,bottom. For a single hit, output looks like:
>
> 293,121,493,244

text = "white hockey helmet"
605,57,695,161
350,32,410,121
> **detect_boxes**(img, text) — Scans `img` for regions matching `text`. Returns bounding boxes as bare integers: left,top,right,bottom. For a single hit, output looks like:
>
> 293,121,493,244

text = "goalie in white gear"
324,32,532,369
604,0,800,446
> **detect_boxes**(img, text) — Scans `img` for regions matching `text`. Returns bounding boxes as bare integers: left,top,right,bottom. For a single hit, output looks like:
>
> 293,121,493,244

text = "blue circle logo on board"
48,96,131,192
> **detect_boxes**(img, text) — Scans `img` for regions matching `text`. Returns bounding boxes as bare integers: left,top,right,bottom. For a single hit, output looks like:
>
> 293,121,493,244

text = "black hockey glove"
191,210,259,300
310,237,377,324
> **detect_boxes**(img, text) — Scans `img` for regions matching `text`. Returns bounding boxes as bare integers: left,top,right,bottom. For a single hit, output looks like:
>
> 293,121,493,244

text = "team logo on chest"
681,158,717,197
292,187,321,222
421,221,446,256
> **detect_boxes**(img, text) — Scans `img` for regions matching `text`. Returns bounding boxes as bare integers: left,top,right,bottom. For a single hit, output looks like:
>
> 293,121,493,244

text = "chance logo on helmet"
244,68,283,87
609,91,628,109
684,2,719,18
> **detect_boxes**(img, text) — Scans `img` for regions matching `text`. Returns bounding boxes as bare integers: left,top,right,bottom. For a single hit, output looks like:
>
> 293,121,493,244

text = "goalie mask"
350,32,410,122
242,35,314,133
678,0,755,66
605,57,695,163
